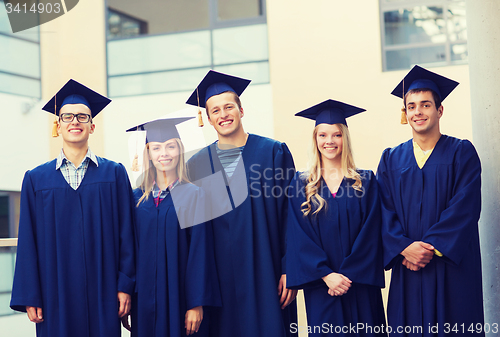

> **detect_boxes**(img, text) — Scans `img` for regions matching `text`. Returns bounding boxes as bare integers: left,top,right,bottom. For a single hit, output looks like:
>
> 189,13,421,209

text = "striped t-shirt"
216,143,244,178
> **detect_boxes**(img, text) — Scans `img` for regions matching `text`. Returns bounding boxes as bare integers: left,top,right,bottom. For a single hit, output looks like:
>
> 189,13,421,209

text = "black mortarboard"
295,99,366,126
186,70,251,108
391,65,459,101
126,117,194,144
42,79,111,117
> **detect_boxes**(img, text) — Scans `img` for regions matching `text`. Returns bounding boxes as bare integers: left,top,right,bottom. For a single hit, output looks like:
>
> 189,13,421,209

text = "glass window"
217,0,261,21
215,61,269,84
0,72,41,98
107,0,210,37
107,31,211,76
213,24,268,65
0,34,40,78
107,0,269,97
108,67,211,97
380,0,467,71
0,0,39,42
108,8,148,39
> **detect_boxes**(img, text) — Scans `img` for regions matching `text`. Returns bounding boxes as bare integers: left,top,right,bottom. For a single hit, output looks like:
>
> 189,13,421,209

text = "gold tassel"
196,87,203,127
52,119,59,137
197,109,204,127
400,108,408,124
131,154,139,172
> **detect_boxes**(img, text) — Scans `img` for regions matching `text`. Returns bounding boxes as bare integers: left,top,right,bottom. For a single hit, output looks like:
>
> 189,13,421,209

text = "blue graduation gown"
10,158,136,337
131,183,221,337
286,170,386,336
186,134,297,337
377,135,484,337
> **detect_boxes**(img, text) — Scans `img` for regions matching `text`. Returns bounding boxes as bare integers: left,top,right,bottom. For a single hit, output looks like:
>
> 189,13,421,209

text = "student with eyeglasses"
10,79,136,337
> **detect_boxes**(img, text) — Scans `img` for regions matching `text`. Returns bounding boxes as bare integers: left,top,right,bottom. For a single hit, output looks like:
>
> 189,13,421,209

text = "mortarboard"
295,99,366,126
391,65,459,101
186,70,251,108
43,79,111,118
126,117,194,144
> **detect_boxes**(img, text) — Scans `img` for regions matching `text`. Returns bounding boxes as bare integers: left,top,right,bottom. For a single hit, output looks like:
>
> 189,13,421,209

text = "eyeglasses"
60,113,92,123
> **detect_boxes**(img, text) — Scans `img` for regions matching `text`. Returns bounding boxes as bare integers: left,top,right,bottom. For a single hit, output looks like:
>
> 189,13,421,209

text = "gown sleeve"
285,173,333,289
421,140,481,266
377,149,414,270
338,171,385,288
274,142,296,274
10,171,43,312
116,164,136,295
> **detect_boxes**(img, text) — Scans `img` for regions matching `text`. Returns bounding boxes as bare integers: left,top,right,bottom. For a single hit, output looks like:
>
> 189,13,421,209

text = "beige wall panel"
40,0,107,159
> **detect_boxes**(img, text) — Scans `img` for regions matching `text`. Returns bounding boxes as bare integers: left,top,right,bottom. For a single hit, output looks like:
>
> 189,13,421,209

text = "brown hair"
205,91,242,118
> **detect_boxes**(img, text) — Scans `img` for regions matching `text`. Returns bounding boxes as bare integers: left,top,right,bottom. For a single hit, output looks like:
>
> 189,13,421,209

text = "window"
106,0,268,97
0,191,20,317
0,0,41,98
380,0,467,71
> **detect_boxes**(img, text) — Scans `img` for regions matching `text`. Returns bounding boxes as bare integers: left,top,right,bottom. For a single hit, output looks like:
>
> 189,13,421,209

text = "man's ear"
438,105,444,119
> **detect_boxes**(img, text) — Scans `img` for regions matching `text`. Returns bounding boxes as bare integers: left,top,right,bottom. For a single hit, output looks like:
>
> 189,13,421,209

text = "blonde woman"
286,100,386,336
126,117,220,337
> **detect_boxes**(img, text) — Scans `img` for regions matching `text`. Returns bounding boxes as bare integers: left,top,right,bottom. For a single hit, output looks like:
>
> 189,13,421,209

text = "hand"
185,306,203,335
322,273,352,296
401,241,434,268
278,274,298,309
121,313,131,331
117,292,131,318
26,306,43,323
402,258,421,271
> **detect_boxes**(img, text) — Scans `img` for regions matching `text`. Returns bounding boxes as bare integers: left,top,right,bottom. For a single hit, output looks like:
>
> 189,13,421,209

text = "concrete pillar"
465,1,500,333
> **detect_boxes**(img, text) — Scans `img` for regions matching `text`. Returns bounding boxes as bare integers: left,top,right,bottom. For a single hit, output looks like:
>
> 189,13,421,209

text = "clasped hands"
401,241,435,271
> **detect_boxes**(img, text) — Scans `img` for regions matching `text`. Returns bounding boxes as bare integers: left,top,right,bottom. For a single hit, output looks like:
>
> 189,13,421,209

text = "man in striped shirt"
186,70,297,337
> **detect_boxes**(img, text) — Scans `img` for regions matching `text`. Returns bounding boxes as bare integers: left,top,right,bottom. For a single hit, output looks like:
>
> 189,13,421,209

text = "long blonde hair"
137,138,190,206
301,123,362,216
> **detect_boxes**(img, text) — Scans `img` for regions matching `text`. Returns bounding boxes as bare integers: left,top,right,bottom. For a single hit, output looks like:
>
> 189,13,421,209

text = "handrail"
0,238,18,247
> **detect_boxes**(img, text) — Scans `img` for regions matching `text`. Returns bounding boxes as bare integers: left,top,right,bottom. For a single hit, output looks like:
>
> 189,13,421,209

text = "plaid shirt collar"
56,148,98,170
152,179,179,199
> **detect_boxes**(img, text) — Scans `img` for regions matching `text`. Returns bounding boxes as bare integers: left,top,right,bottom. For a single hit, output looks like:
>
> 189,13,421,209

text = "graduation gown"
10,158,136,337
186,134,297,337
131,183,221,337
377,135,484,337
286,170,386,336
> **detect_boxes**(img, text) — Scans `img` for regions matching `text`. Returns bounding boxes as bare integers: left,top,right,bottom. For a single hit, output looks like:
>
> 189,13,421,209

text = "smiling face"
316,123,343,164
405,90,443,137
57,103,94,147
148,139,180,176
206,91,244,140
